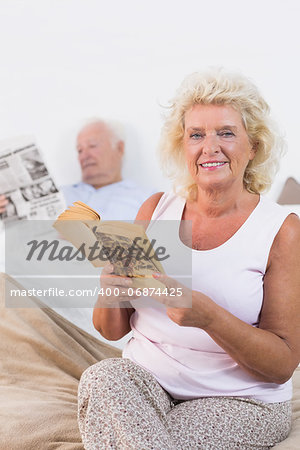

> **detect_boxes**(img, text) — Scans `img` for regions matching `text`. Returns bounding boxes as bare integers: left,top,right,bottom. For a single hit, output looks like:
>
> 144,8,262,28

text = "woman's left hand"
152,272,214,330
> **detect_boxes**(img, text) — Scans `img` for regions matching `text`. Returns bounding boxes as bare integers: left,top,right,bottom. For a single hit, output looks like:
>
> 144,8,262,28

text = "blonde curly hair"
159,68,285,199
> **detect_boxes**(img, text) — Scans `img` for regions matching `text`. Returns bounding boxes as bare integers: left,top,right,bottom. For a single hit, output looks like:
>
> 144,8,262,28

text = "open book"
53,201,165,289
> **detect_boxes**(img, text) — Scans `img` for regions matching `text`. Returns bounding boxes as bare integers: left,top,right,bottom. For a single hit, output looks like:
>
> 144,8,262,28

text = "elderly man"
0,120,154,346
0,119,153,221
61,119,153,220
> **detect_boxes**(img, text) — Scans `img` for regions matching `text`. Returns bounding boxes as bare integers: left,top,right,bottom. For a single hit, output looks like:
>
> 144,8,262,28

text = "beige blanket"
0,272,299,449
0,273,121,449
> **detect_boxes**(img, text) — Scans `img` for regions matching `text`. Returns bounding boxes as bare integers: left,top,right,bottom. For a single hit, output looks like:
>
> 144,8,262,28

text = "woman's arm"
92,263,135,340
92,192,164,340
135,192,164,223
156,213,300,384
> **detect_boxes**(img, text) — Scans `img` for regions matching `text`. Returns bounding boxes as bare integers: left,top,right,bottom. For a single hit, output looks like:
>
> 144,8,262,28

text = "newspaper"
0,136,65,222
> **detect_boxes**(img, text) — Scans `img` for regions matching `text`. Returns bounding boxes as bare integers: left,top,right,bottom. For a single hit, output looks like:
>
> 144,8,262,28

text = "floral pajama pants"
78,358,291,450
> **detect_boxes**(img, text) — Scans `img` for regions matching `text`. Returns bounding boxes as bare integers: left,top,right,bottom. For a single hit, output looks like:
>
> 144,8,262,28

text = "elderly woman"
78,69,300,449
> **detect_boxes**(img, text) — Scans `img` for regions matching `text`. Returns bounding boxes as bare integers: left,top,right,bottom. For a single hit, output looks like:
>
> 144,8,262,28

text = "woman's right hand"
99,263,138,307
93,263,136,340
0,195,8,214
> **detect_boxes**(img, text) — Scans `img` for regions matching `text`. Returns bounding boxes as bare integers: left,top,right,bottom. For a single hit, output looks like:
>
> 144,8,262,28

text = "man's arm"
0,195,7,214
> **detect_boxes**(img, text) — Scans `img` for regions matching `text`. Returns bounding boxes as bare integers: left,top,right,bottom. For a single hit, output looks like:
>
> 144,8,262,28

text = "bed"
0,272,299,449
1,178,300,449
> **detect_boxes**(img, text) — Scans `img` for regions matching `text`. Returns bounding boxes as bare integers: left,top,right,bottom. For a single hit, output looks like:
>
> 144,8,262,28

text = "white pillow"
280,204,300,217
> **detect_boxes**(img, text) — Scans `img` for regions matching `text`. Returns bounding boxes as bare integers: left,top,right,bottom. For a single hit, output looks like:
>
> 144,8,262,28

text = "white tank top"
123,193,295,402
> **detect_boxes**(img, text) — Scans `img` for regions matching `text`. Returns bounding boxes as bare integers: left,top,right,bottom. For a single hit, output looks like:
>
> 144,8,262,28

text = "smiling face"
183,104,256,193
77,122,124,189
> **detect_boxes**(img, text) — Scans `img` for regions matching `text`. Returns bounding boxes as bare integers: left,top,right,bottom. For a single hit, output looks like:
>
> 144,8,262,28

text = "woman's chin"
194,174,233,192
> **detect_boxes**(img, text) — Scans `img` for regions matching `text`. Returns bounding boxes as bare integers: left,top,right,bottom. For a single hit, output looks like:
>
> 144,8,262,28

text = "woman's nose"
202,134,220,155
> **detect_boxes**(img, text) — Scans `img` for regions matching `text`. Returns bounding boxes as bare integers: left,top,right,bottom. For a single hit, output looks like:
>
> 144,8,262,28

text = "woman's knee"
80,358,122,387
79,357,139,392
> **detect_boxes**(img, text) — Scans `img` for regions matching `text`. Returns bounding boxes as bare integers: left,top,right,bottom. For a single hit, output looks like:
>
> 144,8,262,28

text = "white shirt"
124,192,295,402
61,179,154,221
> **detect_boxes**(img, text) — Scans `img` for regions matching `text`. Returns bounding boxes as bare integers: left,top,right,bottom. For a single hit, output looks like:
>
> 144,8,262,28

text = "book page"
58,201,101,221
53,219,106,268
95,231,155,276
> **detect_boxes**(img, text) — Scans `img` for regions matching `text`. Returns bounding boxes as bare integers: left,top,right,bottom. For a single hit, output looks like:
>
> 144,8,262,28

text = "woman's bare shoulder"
268,213,300,267
275,213,300,244
135,192,164,222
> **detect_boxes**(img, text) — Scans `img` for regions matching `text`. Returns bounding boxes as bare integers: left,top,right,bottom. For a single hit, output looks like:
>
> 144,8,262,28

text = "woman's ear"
249,140,259,160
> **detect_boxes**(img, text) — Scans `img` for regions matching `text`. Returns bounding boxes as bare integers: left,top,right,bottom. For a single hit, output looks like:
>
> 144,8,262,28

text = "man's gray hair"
80,118,125,148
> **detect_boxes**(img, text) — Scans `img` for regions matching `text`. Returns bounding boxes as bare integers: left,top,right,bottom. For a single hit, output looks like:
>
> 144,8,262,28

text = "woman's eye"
219,131,234,137
190,133,203,139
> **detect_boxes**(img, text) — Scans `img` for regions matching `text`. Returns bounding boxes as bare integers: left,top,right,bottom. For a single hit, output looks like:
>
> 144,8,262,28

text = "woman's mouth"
199,161,228,169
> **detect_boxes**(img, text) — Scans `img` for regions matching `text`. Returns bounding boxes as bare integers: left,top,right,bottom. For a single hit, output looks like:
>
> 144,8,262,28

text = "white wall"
0,0,299,199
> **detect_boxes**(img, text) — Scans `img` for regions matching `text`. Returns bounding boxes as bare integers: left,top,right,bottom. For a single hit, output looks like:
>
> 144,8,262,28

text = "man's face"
77,123,124,189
